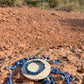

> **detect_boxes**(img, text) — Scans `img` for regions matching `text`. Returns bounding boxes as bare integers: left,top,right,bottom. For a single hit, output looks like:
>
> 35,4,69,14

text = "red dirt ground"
0,6,84,84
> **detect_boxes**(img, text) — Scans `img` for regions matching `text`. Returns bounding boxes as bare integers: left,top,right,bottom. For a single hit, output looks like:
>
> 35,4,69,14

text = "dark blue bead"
19,59,24,62
47,57,50,60
69,77,73,82
9,73,12,76
44,56,46,59
70,75,74,79
8,77,12,81
60,72,65,76
7,80,12,84
11,65,16,70
65,72,69,78
19,63,23,67
48,75,53,79
5,66,11,70
65,79,69,84
29,57,31,60
24,58,29,61
15,61,20,66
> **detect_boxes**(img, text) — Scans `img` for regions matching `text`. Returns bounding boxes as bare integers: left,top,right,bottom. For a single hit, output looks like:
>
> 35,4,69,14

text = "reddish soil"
0,6,84,84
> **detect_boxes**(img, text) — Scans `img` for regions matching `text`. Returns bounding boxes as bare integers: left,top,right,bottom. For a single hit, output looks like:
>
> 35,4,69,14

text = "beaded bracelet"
25,60,45,75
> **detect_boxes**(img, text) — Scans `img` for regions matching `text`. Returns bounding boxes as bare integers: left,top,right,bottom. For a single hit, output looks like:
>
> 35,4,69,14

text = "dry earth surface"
0,6,84,84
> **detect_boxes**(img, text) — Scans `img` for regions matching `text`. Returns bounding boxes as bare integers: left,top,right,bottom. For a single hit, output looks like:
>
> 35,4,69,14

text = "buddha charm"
26,60,45,75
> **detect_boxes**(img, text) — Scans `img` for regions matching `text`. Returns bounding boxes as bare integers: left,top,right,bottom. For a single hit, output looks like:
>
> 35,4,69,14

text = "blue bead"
7,80,12,84
29,57,31,60
19,59,24,62
8,77,12,81
50,60,55,65
65,72,69,78
48,75,53,79
24,58,29,61
47,57,50,60
70,75,74,79
19,63,23,67
9,73,12,76
5,66,11,70
11,65,16,70
44,56,46,59
15,61,20,66
65,79,69,84
69,77,73,82
60,72,65,76
55,59,61,64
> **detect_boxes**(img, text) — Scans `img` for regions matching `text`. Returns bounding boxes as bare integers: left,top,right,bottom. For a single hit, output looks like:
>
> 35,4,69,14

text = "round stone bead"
11,65,17,70
5,66,11,70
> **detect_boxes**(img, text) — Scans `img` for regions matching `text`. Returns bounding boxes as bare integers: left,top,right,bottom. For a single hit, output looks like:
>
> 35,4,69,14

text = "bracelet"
25,60,45,75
